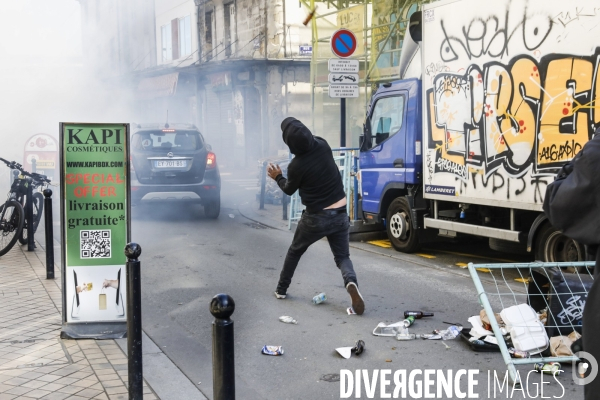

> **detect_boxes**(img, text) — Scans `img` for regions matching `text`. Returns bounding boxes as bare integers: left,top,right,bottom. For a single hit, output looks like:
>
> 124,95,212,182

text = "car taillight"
206,152,216,169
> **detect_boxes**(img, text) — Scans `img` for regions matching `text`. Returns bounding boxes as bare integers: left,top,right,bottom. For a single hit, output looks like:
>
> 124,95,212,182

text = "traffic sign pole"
341,98,346,148
329,28,358,149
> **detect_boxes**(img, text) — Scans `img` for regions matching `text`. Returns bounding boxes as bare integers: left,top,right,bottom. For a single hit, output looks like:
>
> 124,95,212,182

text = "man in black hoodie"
543,129,600,399
267,117,365,315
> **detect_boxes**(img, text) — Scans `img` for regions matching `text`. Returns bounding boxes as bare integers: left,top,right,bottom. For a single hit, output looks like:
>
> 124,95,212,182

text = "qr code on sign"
80,230,111,258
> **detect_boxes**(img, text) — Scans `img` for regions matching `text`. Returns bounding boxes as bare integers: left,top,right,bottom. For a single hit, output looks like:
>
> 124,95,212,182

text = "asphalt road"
130,171,583,400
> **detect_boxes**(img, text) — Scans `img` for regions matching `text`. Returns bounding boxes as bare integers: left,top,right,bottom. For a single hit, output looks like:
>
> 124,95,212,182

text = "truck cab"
359,78,424,252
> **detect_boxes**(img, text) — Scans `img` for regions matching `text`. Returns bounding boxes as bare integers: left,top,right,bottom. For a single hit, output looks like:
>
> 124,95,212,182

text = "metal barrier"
288,148,359,229
468,261,595,385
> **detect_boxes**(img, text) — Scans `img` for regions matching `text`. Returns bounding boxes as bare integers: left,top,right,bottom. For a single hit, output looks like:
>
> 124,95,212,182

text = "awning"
137,72,179,100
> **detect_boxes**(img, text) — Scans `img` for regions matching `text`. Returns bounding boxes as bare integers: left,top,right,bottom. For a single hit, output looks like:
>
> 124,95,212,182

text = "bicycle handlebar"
0,157,51,184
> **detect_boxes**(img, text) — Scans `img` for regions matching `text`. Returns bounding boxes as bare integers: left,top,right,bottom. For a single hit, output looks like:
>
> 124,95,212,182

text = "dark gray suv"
130,124,220,218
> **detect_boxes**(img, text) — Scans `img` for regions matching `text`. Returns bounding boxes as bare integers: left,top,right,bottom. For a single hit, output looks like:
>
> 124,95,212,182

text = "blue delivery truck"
357,0,600,262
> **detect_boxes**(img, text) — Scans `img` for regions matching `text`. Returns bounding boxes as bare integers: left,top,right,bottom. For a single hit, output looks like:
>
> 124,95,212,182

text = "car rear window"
133,131,204,152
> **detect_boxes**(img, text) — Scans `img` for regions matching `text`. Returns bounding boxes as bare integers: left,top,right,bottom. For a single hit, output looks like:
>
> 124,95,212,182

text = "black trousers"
277,210,357,293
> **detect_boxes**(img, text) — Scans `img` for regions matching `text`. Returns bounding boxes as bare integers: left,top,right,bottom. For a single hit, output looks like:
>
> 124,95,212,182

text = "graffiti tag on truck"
427,49,600,181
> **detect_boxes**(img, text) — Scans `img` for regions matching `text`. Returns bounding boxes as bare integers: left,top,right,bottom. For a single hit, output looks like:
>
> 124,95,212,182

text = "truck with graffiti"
358,0,600,262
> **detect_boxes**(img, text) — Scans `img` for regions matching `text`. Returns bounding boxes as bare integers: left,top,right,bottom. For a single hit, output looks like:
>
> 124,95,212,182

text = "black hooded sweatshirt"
543,131,600,400
275,117,346,213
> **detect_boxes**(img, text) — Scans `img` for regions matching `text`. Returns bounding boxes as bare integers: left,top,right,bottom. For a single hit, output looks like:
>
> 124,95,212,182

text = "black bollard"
26,178,35,251
125,243,143,400
210,294,235,400
259,161,267,210
43,189,54,279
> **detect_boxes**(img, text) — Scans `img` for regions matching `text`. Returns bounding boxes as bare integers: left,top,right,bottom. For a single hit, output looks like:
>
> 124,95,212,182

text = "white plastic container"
500,304,548,355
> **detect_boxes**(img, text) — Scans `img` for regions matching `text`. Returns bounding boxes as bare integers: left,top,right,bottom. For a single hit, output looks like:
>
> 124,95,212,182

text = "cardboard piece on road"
336,347,353,359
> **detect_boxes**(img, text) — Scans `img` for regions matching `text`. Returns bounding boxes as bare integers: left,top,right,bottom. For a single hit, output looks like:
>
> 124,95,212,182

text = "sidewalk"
0,241,205,400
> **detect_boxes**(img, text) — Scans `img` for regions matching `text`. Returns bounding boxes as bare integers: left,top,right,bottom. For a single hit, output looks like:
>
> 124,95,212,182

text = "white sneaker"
274,291,286,299
346,282,365,315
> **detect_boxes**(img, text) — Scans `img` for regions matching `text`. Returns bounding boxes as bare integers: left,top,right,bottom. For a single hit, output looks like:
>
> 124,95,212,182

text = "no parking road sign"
330,29,357,58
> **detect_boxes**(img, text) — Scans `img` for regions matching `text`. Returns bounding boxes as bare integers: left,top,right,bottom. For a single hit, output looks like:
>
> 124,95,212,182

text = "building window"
161,24,172,62
179,15,192,58
224,4,233,57
171,19,179,60
205,12,213,61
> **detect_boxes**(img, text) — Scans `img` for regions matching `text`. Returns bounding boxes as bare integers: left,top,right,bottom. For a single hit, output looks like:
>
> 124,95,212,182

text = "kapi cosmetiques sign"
60,123,130,338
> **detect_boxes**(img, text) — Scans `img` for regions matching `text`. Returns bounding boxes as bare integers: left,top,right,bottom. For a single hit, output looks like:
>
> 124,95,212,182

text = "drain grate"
244,222,270,229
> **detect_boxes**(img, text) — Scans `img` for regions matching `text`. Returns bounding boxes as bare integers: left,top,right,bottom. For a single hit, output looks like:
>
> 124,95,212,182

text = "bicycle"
0,158,51,254
0,158,25,256
18,168,51,245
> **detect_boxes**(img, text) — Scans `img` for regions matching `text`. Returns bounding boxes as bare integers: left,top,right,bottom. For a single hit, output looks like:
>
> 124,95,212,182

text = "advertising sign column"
60,123,130,339
23,134,59,181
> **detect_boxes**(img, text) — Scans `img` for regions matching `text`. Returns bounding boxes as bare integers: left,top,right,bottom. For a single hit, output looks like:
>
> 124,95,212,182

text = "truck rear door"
360,90,408,215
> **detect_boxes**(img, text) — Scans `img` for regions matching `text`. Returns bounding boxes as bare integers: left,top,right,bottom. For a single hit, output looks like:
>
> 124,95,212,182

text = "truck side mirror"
362,117,373,151
409,11,422,43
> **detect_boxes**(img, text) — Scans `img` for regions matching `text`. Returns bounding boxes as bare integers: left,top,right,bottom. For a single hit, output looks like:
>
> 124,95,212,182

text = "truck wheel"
534,222,583,262
386,197,419,253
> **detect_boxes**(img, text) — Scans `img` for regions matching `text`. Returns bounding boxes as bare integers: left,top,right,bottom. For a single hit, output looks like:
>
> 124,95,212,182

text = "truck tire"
386,197,419,253
534,222,583,262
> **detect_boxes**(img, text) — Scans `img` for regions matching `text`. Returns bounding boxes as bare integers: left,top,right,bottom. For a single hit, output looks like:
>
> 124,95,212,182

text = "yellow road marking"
415,253,436,259
422,248,520,263
514,277,530,283
455,262,468,269
367,240,392,248
476,268,492,273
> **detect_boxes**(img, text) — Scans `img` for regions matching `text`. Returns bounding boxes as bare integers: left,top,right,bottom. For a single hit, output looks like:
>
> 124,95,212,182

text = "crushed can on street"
534,362,561,375
508,347,530,358
279,316,298,324
353,340,365,355
261,346,284,356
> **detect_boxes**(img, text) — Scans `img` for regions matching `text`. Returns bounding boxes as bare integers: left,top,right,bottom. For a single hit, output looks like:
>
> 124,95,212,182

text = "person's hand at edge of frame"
267,163,282,180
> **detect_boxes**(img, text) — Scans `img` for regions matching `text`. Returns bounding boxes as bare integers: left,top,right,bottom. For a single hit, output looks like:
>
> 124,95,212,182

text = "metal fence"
288,148,359,229
468,261,595,385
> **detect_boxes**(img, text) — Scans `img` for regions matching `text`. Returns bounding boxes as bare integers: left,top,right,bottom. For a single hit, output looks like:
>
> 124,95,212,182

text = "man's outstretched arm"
267,163,300,195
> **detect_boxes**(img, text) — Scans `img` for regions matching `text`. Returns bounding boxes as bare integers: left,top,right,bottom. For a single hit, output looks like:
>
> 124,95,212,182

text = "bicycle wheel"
0,200,25,256
19,192,44,245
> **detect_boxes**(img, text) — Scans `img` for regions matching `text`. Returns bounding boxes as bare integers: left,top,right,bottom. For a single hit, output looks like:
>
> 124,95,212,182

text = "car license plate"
155,160,187,168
